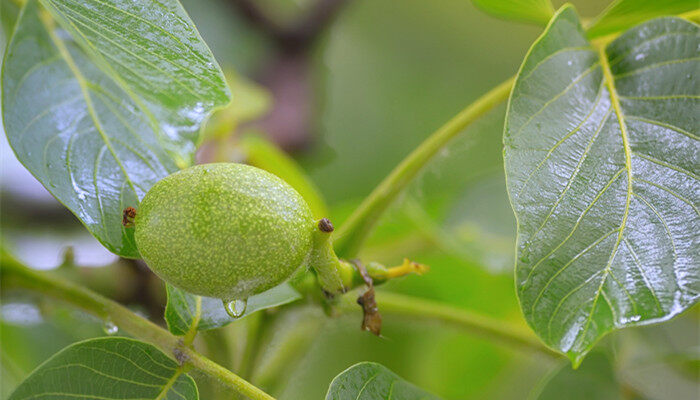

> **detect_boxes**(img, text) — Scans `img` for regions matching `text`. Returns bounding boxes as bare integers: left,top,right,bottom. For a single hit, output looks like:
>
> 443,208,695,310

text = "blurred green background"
1,0,698,399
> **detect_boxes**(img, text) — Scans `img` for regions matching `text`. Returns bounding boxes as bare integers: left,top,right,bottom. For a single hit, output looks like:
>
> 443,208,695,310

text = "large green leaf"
165,282,301,335
1,0,19,43
504,5,699,366
9,337,198,399
2,0,230,257
325,362,441,400
587,0,699,38
0,304,105,397
39,0,230,159
471,0,554,25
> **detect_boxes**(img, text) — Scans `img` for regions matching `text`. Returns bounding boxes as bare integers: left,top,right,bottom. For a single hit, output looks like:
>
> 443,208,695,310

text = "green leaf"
1,0,20,42
39,0,231,159
2,0,230,257
0,304,104,397
8,337,198,400
587,0,699,38
165,282,302,335
325,362,441,400
504,5,699,366
529,352,620,400
471,0,554,25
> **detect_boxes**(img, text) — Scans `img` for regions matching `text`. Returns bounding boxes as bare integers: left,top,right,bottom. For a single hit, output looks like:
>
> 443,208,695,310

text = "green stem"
0,254,275,400
367,291,558,357
334,77,515,257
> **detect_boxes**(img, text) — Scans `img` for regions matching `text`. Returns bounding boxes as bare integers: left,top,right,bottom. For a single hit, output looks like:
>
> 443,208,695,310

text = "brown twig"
352,260,382,336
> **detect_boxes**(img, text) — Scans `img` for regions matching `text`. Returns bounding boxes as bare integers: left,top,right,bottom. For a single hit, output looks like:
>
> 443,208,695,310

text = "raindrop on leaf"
103,320,118,335
223,298,248,319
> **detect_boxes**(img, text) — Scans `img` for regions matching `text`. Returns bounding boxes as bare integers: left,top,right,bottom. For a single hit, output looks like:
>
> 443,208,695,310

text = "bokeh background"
1,0,698,399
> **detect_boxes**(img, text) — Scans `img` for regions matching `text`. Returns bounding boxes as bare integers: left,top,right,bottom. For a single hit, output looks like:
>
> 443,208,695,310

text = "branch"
334,77,515,257
0,252,275,400
372,291,558,357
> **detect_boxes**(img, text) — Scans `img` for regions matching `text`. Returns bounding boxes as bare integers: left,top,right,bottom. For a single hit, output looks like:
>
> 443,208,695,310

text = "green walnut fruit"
134,163,320,301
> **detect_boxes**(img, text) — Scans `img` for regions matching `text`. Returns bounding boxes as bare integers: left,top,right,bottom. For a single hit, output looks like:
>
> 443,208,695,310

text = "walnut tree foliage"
1,0,697,398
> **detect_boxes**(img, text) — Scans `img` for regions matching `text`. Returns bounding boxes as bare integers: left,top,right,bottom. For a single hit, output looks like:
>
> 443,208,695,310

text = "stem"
334,77,515,257
1,254,275,400
308,219,352,295
366,291,559,357
183,296,202,346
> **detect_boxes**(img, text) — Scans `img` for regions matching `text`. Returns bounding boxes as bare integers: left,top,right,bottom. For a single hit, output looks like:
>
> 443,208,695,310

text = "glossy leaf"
504,6,699,365
530,353,620,400
471,0,554,25
1,0,19,41
165,282,301,335
326,362,441,400
0,303,105,397
9,337,198,400
39,0,231,160
2,0,230,257
587,0,699,38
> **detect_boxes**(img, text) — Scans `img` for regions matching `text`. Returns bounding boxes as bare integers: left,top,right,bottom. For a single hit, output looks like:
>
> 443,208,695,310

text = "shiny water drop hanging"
223,298,248,319
103,320,118,335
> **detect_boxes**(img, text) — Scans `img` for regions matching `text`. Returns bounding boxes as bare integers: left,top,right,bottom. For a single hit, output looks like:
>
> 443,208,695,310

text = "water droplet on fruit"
223,298,247,319
103,320,118,335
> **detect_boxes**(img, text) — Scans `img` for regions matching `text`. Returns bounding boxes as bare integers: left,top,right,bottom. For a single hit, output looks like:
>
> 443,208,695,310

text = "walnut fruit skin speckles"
134,163,315,300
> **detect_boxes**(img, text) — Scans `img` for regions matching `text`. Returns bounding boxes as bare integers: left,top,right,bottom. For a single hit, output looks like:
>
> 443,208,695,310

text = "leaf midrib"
154,368,185,400
38,9,140,198
40,0,180,167
574,44,635,349
49,0,220,90
46,1,207,100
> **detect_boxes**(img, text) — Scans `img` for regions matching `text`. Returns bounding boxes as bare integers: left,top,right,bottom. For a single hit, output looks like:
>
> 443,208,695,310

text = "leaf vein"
522,168,626,285
622,238,664,313
521,106,613,255
626,115,698,140
633,178,699,215
516,79,606,197
614,57,700,79
530,228,619,315
511,61,601,139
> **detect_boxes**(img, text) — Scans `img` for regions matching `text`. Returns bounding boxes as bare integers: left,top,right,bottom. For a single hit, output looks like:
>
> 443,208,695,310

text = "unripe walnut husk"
134,163,315,300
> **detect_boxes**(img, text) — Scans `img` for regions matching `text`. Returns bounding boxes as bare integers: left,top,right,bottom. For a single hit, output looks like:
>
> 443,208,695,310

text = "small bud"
318,218,334,233
173,347,189,365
